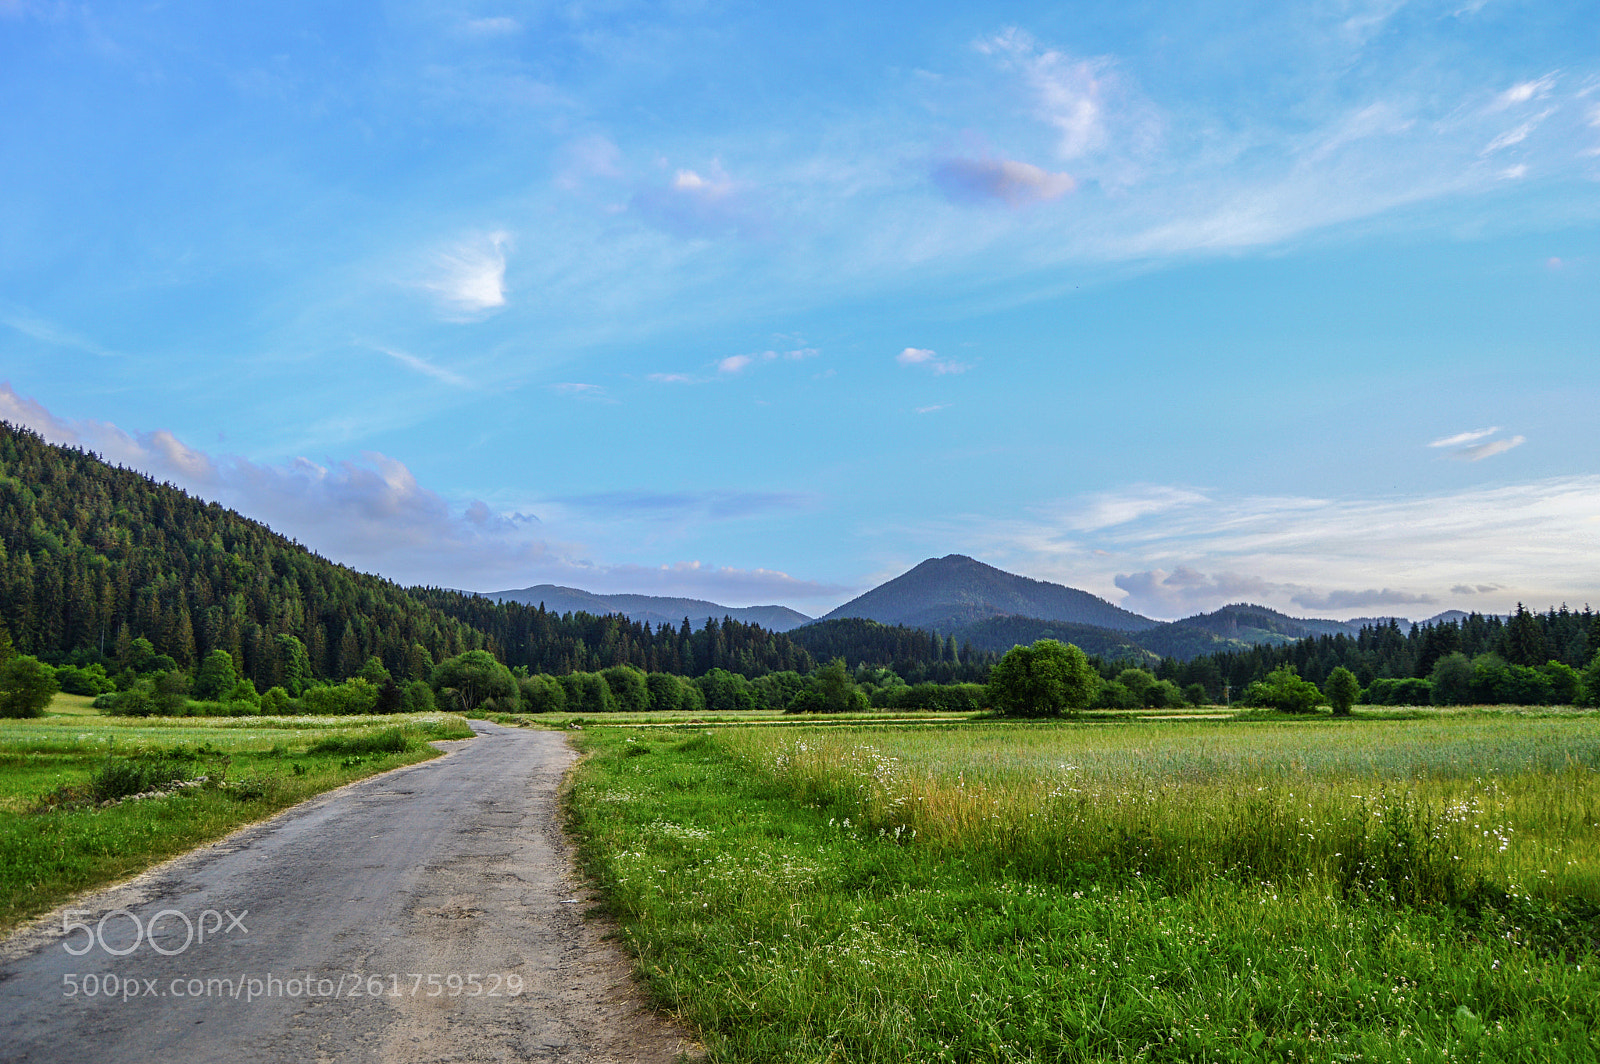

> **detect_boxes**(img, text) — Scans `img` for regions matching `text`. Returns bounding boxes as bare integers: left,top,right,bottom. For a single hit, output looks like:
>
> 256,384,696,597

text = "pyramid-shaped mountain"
819,555,1158,633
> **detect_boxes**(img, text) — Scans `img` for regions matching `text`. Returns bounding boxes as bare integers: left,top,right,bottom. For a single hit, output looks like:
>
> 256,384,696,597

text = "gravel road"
0,721,696,1063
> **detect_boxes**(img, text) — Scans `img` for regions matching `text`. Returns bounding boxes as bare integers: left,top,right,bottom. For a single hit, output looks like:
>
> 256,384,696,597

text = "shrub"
54,663,114,696
889,683,987,713
307,727,418,757
0,655,59,717
88,754,198,803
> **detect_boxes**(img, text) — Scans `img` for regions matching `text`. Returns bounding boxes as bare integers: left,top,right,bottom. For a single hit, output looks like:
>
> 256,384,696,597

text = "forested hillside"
0,423,810,686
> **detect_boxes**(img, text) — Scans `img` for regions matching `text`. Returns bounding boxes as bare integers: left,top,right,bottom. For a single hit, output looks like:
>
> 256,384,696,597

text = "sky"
2,0,1598,622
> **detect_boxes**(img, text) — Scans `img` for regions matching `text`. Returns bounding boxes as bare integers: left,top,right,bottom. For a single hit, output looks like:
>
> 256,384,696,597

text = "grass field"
0,694,474,931
568,710,1600,1063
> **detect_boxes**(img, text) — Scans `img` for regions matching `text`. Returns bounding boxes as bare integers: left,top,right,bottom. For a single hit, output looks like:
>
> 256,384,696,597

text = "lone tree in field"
1242,664,1324,714
1322,666,1360,717
0,655,59,718
986,639,1099,717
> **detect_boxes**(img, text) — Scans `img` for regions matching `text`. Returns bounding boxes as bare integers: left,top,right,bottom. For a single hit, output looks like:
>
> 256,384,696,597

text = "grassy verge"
0,700,473,931
567,717,1600,1063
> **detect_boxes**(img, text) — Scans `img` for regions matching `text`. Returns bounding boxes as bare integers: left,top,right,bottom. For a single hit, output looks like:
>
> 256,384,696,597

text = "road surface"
0,721,696,1063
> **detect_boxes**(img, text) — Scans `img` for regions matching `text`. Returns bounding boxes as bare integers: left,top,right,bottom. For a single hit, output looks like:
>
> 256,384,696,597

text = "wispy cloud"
631,166,765,239
1429,426,1524,460
548,382,613,401
423,231,509,316
717,354,753,374
1428,426,1500,448
915,404,948,414
932,155,1075,206
896,347,969,375
549,489,816,522
376,346,471,388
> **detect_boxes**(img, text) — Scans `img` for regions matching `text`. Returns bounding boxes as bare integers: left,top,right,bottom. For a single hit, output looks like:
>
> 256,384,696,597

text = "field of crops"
568,709,1600,1063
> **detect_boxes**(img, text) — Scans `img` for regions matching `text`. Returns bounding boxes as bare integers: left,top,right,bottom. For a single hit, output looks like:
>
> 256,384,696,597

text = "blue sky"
3,0,1597,620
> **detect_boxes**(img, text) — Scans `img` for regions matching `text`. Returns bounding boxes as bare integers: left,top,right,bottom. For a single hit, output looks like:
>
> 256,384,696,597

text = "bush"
259,686,297,715
307,727,418,757
54,663,114,696
88,754,198,803
1365,677,1434,706
301,678,380,715
400,679,437,714
0,655,59,717
889,683,987,713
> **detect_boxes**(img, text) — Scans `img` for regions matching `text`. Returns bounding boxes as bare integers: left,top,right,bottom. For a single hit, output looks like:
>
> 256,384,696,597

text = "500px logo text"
60,907,249,957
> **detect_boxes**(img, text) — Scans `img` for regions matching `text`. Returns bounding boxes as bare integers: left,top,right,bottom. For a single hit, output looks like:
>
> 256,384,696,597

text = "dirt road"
0,721,695,1063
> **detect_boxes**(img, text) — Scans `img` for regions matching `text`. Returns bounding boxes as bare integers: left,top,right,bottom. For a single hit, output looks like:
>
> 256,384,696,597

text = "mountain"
818,554,1159,633
478,585,812,632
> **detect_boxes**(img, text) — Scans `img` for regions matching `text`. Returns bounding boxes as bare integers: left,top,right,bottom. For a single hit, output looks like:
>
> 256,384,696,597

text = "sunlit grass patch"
569,717,1600,1063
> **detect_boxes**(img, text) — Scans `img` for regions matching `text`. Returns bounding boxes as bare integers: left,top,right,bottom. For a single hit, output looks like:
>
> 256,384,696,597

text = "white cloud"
1429,426,1524,461
548,382,610,400
1493,74,1558,110
978,28,1114,160
648,372,695,384
630,165,765,239
1064,485,1211,532
896,347,969,375
915,404,948,414
376,346,471,388
1428,426,1499,448
893,476,1600,620
423,231,509,315
932,156,1075,206
1455,435,1526,461
461,16,520,35
717,354,753,374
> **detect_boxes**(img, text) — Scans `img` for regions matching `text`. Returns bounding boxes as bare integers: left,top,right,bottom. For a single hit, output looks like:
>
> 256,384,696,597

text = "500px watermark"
60,907,248,957
62,971,526,1002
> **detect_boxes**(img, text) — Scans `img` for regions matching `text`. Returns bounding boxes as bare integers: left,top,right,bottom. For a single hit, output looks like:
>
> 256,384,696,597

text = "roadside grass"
0,701,473,931
493,704,1228,731
568,715,1600,1063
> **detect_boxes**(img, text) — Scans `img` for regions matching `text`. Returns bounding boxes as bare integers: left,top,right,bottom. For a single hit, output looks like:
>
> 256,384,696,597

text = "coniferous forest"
0,423,810,690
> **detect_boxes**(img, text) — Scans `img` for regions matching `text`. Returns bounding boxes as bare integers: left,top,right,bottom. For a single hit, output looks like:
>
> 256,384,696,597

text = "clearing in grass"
567,711,1600,1063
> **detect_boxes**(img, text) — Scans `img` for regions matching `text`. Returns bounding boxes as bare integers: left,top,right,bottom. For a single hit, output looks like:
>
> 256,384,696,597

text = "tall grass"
721,717,1600,906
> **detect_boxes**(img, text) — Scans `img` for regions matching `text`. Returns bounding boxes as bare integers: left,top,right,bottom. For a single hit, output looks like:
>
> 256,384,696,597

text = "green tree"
1242,665,1323,714
810,658,869,714
986,640,1099,718
1429,652,1475,706
193,648,239,701
1322,666,1360,716
1580,650,1600,708
0,655,59,718
430,650,518,713
1504,604,1547,667
601,665,650,713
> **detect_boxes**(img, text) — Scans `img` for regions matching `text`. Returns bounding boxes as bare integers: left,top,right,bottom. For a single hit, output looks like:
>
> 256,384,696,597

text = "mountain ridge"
478,584,813,632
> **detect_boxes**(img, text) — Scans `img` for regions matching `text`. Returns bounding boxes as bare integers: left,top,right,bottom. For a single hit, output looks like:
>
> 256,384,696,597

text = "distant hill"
818,555,1158,633
479,584,812,632
939,603,1380,662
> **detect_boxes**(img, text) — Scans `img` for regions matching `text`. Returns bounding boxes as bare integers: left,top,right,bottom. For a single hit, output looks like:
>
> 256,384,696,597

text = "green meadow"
567,710,1600,1063
0,694,473,931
